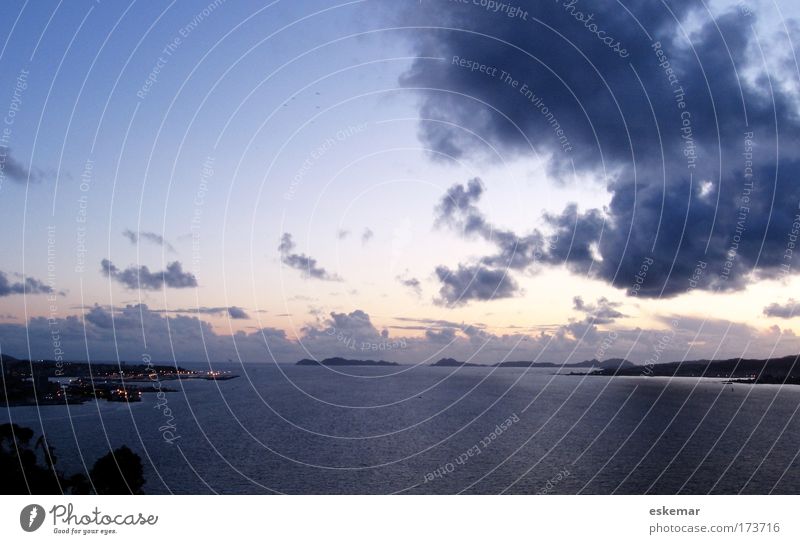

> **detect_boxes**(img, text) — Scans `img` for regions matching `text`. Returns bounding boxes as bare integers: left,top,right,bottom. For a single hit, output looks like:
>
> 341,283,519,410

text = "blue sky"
2,0,800,364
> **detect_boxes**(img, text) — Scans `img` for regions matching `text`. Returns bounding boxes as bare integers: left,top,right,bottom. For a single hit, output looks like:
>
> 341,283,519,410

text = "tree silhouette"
0,424,145,494
0,423,62,494
89,446,145,494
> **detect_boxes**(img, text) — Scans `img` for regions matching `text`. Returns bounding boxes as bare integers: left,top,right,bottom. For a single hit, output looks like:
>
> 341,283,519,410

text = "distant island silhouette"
294,355,800,384
430,358,483,368
4,351,797,386
430,358,635,370
294,357,636,369
429,355,800,384
296,357,400,366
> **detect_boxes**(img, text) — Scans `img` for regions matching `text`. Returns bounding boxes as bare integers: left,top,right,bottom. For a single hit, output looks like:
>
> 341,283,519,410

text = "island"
430,358,484,367
430,357,635,370
296,357,400,366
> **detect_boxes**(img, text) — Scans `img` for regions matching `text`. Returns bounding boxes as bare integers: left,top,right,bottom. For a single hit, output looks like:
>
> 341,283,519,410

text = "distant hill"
430,358,483,367
531,358,636,370
431,358,635,370
296,357,399,366
0,356,185,376
592,354,800,382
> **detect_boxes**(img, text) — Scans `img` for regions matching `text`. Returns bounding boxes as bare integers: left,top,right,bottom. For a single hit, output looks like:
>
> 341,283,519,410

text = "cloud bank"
0,303,794,366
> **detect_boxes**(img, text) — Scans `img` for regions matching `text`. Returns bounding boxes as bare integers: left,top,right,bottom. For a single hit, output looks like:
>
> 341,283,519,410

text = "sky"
1,0,800,364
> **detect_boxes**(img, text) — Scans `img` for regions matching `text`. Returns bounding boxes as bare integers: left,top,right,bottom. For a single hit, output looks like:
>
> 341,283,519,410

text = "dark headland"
1,353,238,407
587,353,800,385
429,355,800,385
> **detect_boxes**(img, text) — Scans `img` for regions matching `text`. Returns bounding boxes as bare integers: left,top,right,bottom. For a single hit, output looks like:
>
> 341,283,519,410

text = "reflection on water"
3,365,799,494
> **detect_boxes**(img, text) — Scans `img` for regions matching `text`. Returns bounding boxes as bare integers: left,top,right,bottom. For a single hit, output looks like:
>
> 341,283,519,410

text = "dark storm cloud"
122,229,176,252
0,150,50,184
101,259,197,290
0,271,55,297
434,263,519,306
763,300,798,319
279,233,341,281
398,1,800,297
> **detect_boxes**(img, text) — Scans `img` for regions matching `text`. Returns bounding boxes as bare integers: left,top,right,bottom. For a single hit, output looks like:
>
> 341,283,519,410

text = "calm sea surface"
3,365,799,494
